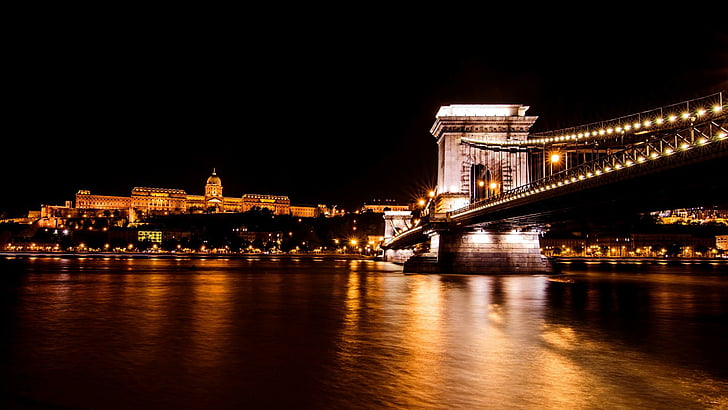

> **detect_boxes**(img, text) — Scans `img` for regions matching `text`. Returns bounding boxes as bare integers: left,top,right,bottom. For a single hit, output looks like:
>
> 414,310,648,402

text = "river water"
0,257,726,409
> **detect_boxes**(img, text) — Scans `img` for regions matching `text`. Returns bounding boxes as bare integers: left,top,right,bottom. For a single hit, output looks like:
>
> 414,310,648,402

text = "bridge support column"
383,248,415,264
404,230,552,274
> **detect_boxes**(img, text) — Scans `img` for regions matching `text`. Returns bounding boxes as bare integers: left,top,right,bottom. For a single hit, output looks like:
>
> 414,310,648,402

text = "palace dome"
206,170,222,186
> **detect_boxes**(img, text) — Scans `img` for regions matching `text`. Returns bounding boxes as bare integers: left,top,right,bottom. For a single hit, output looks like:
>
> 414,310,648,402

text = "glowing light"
713,104,723,113
550,153,561,163
489,182,498,190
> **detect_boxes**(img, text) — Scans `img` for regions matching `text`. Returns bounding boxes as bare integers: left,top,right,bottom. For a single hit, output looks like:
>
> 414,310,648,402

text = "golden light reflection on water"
343,271,361,329
131,272,169,343
331,272,728,408
407,276,444,347
5,259,728,409
402,276,446,407
536,322,728,408
536,324,592,408
190,271,233,370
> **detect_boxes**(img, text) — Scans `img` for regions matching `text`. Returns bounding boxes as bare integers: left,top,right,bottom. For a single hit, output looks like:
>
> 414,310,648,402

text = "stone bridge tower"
430,104,538,214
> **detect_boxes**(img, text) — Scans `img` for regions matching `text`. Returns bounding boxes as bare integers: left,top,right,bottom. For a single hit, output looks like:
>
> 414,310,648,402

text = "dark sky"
3,12,727,216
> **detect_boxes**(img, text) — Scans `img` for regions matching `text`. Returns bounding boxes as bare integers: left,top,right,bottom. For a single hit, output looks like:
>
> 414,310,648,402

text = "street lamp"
549,152,561,175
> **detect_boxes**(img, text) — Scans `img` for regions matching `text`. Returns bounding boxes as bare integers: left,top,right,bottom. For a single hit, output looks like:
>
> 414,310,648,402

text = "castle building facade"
39,170,296,227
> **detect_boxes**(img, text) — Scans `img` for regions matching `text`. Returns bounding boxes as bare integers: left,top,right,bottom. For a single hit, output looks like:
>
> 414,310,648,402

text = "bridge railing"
455,92,725,149
528,92,725,145
455,116,728,216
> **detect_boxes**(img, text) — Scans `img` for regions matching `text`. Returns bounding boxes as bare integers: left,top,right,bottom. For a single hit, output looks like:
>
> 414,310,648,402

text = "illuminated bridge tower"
430,104,537,213
401,104,551,274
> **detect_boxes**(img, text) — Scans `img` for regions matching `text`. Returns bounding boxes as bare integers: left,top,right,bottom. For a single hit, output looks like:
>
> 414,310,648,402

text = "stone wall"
403,231,552,274
383,248,415,265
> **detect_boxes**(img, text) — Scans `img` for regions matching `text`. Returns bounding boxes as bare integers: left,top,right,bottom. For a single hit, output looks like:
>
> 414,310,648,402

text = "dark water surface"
1,257,726,409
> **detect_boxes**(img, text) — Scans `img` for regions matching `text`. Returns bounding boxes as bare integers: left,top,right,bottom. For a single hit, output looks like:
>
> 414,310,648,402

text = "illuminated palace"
38,170,326,227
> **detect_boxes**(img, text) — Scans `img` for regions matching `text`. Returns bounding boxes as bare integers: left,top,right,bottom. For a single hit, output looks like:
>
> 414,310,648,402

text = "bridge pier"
383,248,415,264
403,230,553,274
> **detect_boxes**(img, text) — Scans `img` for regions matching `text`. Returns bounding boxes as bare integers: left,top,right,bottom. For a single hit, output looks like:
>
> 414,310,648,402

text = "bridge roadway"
383,92,727,274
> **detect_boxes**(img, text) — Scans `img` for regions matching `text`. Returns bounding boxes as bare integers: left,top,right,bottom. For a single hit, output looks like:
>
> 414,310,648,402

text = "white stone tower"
429,104,538,213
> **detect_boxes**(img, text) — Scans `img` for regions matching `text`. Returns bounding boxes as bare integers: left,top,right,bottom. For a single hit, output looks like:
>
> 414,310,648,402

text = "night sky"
3,13,727,217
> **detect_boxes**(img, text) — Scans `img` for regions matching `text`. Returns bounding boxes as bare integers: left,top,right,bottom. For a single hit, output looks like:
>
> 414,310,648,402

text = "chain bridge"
382,91,728,274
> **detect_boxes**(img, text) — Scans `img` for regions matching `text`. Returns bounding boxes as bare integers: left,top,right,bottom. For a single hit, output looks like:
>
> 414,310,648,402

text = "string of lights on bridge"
461,93,725,148
456,113,727,218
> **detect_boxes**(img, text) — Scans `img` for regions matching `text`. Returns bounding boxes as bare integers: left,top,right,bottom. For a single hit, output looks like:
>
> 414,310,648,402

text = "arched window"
470,164,488,202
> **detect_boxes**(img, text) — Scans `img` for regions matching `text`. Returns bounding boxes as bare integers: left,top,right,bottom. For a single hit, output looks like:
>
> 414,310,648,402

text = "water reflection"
0,258,726,409
190,273,233,370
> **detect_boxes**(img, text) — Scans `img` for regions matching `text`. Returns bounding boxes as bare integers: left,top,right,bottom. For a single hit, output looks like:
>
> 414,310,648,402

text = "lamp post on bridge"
549,152,561,175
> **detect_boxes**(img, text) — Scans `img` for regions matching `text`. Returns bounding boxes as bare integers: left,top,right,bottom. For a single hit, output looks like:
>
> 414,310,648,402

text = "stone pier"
403,230,552,274
384,248,416,265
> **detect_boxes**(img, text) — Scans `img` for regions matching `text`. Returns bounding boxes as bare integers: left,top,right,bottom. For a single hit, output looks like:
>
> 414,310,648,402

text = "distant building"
19,170,349,232
34,170,294,227
362,199,410,213
652,207,728,225
241,194,290,215
138,230,163,243
717,235,728,250
235,226,284,245
290,205,318,218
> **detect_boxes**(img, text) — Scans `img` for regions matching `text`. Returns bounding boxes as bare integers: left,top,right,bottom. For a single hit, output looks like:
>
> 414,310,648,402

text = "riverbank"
550,256,728,267
0,251,376,260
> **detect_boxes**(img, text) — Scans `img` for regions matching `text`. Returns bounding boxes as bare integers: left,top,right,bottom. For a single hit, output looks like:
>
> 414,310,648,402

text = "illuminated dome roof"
206,169,222,186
